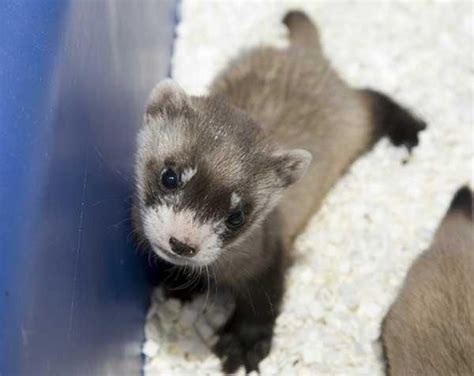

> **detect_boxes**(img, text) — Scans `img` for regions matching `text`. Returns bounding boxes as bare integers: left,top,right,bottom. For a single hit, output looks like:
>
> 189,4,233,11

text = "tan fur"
382,191,474,375
210,31,375,249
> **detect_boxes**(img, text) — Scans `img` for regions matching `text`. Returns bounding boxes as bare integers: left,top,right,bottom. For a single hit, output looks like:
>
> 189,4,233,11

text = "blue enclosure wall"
0,1,176,374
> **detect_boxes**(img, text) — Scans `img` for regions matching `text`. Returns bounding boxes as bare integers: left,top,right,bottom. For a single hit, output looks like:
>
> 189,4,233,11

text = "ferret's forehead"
138,124,248,183
137,116,190,161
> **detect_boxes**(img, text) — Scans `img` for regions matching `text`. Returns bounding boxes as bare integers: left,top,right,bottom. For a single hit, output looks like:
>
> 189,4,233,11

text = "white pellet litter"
144,1,473,374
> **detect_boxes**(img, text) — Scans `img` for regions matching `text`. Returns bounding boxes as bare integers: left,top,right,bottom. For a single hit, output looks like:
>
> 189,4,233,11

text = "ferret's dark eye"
226,210,245,229
161,168,179,190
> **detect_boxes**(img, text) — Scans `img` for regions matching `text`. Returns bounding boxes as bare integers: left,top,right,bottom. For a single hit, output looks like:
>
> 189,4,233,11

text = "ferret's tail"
283,11,320,49
448,186,473,220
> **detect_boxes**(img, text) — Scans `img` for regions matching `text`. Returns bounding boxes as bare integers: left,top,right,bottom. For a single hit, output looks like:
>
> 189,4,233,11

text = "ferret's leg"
213,250,285,373
362,89,427,152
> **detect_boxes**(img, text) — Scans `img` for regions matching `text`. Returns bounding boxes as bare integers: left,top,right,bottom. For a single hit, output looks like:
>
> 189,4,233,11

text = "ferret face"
134,80,311,267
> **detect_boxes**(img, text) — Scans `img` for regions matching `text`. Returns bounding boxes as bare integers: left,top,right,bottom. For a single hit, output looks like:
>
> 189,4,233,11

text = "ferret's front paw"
213,323,273,373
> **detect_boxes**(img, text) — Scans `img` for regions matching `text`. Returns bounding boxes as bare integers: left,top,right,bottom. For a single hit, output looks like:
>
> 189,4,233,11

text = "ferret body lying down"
382,187,474,375
133,11,425,372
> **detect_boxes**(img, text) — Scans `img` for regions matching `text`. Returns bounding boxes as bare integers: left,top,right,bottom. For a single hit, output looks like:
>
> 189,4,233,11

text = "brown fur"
134,11,426,372
382,187,474,375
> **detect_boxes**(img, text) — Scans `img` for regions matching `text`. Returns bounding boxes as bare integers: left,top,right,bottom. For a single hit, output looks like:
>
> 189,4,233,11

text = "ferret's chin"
151,245,190,266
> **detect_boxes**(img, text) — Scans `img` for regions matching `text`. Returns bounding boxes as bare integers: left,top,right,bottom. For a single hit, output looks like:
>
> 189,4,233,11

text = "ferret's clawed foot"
214,331,245,373
214,320,273,374
363,88,427,153
386,110,426,153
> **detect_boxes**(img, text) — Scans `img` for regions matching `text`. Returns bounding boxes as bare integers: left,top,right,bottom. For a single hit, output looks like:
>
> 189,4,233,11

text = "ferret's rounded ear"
144,79,190,122
273,149,312,187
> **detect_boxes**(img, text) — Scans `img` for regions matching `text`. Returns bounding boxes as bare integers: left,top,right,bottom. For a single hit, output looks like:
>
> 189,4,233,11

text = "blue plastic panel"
0,1,176,374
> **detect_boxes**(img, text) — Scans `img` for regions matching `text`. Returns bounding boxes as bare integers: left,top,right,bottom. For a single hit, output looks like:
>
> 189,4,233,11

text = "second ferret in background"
382,186,474,375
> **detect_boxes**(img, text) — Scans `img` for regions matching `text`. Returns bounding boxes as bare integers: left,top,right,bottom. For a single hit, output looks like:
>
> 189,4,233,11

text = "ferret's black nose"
169,237,197,257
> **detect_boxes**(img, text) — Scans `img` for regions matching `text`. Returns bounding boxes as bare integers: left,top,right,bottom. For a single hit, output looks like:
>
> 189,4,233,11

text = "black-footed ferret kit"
382,186,474,375
133,11,425,372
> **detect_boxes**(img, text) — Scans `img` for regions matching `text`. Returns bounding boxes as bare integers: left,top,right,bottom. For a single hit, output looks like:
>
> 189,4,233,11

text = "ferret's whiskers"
246,288,256,316
210,264,218,309
199,265,211,316
147,252,153,267
108,216,131,229
261,285,275,318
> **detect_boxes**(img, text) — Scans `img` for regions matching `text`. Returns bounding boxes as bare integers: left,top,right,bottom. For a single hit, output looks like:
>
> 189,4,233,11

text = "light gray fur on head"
134,79,312,266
